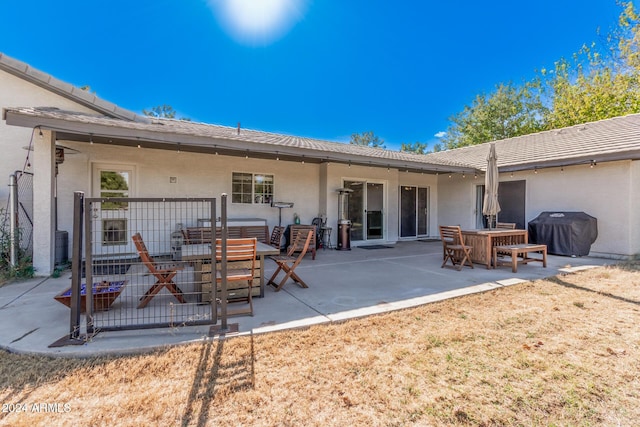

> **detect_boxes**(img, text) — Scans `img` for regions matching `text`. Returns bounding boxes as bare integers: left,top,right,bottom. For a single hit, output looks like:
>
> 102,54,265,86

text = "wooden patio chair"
288,225,316,260
214,238,257,316
439,225,474,271
270,226,285,250
267,229,313,291
132,233,186,309
496,222,516,229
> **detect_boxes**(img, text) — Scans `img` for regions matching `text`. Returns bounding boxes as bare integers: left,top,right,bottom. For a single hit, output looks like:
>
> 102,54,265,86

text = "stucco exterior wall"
516,161,632,258
59,148,448,251
322,163,401,245
0,70,98,202
436,174,480,230
631,160,640,257
436,161,638,258
56,141,322,246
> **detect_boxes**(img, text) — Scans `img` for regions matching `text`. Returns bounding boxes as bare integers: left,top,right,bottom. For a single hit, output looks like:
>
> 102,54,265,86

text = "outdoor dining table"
181,241,280,298
461,228,528,269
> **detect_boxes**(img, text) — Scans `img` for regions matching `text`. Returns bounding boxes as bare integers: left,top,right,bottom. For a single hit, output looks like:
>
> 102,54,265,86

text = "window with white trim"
232,172,274,204
92,164,134,246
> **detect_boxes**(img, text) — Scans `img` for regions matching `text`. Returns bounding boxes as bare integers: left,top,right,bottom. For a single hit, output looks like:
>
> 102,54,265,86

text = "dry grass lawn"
1,262,639,426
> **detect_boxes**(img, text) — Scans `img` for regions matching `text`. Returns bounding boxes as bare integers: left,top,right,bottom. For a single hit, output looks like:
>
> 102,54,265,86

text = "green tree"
400,142,429,154
101,171,128,191
350,131,386,148
143,104,191,121
541,1,640,129
442,1,640,148
441,82,545,149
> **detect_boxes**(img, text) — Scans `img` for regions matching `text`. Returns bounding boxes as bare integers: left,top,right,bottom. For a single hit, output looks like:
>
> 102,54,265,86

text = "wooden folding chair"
496,222,516,229
270,226,285,249
215,238,257,316
288,225,316,260
132,233,186,309
267,230,313,291
439,225,474,271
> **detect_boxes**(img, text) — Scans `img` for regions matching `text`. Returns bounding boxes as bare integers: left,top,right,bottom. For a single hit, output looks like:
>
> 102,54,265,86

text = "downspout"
9,173,18,267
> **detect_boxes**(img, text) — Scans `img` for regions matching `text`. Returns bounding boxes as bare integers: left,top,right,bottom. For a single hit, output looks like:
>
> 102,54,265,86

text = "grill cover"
528,212,598,256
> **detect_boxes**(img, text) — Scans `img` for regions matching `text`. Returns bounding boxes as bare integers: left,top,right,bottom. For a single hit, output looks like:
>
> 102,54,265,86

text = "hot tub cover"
528,212,597,256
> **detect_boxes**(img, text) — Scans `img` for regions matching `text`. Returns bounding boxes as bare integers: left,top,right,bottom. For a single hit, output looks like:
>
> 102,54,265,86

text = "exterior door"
475,180,526,229
475,185,487,228
417,187,429,236
498,180,526,229
344,180,385,242
92,164,135,256
400,186,429,238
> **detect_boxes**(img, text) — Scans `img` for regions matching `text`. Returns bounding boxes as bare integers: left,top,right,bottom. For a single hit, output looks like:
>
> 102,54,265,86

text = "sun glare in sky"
208,0,308,45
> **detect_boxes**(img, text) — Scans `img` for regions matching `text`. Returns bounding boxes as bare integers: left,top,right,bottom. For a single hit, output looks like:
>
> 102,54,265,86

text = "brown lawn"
1,262,639,426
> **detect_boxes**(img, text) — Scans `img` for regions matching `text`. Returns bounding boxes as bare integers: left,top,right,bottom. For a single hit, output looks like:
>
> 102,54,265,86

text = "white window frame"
232,172,274,205
92,163,136,247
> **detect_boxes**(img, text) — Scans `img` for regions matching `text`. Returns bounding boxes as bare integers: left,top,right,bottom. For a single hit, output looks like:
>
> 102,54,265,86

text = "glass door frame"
399,185,430,239
91,163,136,256
343,178,387,244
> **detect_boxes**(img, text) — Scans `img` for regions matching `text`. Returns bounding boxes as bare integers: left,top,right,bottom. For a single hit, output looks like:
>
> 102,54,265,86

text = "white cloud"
434,131,446,138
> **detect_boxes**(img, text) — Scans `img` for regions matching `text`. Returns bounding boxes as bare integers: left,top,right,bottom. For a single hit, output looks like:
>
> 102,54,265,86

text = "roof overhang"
499,150,640,173
0,53,144,122
3,108,478,175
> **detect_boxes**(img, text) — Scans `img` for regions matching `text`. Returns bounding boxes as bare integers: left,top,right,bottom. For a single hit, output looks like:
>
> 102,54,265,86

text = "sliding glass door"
400,186,429,238
344,180,385,242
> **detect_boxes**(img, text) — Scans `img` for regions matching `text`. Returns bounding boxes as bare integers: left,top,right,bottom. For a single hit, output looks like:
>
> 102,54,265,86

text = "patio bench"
182,225,269,244
492,243,547,273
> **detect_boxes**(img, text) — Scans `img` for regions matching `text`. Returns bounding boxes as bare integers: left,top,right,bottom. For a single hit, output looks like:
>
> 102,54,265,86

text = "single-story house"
2,52,639,274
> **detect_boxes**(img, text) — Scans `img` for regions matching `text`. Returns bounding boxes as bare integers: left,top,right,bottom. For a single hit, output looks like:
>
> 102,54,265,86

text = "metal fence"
76,196,218,331
5,171,33,266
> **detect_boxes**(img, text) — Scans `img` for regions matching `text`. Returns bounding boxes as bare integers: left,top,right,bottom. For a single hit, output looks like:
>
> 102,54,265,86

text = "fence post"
9,173,18,267
84,197,94,334
210,198,217,324
69,191,84,339
219,193,228,330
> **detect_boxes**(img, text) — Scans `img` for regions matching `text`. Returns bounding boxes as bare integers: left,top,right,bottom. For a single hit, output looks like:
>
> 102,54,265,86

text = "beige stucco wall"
631,160,640,257
436,161,639,258
322,163,401,245
56,141,323,245
60,146,446,251
435,173,481,230
0,70,99,202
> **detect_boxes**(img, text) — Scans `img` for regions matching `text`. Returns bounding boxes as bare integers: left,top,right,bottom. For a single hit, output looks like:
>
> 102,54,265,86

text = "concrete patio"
0,240,611,357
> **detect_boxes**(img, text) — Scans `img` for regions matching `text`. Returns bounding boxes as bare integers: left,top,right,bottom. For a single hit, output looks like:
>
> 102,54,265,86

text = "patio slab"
0,241,611,357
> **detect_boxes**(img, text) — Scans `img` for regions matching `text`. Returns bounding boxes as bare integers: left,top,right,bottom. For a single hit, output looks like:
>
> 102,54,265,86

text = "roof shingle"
423,114,640,170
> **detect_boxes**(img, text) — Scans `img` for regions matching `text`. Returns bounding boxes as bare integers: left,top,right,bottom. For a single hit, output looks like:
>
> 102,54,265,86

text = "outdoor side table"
321,226,333,249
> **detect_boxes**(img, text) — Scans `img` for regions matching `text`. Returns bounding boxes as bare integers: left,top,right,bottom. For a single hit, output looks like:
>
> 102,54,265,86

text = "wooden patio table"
460,228,528,269
182,242,280,299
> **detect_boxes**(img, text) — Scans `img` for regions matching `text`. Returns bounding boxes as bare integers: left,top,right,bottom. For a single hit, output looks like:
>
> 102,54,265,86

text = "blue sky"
0,1,624,150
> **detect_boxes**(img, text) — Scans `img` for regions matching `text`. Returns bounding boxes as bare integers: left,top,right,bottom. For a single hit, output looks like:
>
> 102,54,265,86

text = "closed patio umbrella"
482,143,501,228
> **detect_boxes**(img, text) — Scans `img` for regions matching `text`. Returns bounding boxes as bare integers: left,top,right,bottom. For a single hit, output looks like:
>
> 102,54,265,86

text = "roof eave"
4,109,477,174
499,150,640,172
0,52,145,122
